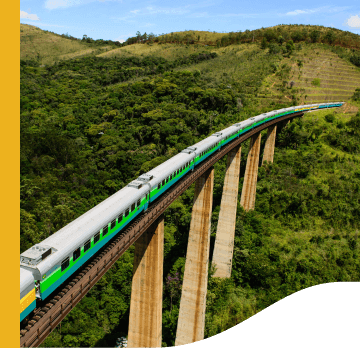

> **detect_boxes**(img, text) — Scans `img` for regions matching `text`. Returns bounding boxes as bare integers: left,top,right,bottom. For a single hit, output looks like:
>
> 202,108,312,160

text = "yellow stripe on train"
294,106,318,112
20,288,36,313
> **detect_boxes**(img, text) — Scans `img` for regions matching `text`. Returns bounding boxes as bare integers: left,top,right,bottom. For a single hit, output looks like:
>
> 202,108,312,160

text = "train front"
20,267,36,322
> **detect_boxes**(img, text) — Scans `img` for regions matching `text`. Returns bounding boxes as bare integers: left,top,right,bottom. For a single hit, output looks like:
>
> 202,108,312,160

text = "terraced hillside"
294,50,360,103
258,47,360,106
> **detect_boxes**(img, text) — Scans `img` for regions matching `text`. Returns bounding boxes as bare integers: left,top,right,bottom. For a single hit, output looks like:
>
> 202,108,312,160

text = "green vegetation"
128,24,360,50
353,88,360,101
20,24,360,347
20,24,122,65
257,45,360,105
311,78,321,87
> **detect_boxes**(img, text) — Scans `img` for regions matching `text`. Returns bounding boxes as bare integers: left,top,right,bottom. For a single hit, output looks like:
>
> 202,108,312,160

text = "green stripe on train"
40,109,301,293
150,162,193,197
39,199,146,292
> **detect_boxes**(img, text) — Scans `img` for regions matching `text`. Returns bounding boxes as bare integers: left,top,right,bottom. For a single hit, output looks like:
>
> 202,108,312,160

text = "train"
20,102,344,322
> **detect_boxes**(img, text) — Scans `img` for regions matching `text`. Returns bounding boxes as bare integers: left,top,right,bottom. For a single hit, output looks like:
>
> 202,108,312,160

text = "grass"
20,24,116,65
98,42,215,60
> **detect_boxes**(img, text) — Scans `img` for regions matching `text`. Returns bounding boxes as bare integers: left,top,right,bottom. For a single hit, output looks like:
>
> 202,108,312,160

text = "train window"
125,208,130,217
137,199,141,207
103,225,108,236
118,214,123,223
73,248,80,262
84,240,91,252
158,183,161,190
162,180,165,186
131,203,135,211
111,219,116,229
94,232,100,244
61,257,70,272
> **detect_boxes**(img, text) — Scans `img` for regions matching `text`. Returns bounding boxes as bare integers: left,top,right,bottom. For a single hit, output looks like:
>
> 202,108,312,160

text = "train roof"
146,152,194,186
20,184,147,276
190,134,219,153
20,267,35,298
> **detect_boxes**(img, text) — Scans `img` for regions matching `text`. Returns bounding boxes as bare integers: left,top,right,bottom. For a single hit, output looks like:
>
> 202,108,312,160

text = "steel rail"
20,111,303,347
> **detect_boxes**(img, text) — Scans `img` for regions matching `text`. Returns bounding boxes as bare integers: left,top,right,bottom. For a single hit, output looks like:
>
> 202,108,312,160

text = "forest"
20,25,360,347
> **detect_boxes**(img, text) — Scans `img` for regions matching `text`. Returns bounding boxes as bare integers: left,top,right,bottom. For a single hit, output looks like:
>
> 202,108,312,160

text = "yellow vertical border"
1,2,19,348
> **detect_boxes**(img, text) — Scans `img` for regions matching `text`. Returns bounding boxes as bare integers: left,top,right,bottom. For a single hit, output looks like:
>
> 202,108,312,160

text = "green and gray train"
20,102,343,322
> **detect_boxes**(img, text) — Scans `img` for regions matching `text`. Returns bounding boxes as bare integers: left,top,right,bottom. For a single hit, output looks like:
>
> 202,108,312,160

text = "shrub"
325,31,336,44
352,88,360,101
285,40,295,54
310,30,321,43
325,113,335,123
268,43,281,55
350,53,360,67
311,78,321,87
260,37,268,49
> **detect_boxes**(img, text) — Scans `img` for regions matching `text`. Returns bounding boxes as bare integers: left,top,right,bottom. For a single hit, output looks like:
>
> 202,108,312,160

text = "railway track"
20,111,303,347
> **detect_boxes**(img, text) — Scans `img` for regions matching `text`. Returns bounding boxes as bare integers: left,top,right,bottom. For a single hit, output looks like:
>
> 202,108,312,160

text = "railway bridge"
20,105,340,347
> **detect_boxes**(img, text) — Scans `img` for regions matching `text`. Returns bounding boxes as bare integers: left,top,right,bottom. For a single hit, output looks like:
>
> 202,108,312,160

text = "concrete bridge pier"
262,125,277,165
212,145,242,278
240,132,261,211
128,215,164,348
175,167,214,346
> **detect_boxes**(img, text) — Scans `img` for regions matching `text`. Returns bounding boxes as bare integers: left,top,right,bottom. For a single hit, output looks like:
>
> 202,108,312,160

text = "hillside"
97,25,360,106
257,46,360,105
20,24,120,65
20,24,360,347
